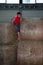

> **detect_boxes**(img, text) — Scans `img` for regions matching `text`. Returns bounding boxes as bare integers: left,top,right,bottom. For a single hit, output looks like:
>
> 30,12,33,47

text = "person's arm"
9,16,13,23
9,16,15,24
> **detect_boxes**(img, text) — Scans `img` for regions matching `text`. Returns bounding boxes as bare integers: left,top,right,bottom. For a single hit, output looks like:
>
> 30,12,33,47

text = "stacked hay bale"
0,23,17,65
17,18,43,65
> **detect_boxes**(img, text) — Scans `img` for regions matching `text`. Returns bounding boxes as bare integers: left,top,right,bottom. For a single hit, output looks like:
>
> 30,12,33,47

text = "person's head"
17,12,22,17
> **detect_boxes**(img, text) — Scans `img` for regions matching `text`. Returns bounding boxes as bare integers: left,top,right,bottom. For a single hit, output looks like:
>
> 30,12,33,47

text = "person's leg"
16,24,21,41
18,32,21,40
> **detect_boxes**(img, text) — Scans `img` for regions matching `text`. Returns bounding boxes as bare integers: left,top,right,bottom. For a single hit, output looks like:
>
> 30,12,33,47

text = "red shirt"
13,15,20,24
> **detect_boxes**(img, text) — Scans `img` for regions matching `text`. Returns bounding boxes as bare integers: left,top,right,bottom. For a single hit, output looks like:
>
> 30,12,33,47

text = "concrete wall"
22,10,43,20
0,10,18,22
0,10,43,23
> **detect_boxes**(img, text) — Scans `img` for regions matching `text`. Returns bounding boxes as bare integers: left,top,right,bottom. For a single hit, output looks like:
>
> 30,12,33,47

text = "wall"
0,10,18,22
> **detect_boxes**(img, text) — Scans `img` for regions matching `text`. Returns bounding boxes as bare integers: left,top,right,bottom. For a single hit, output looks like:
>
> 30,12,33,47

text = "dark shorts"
16,24,20,32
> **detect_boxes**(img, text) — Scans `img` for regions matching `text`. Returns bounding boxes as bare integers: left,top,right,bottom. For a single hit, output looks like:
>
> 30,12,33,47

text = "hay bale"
21,19,43,40
3,44,17,65
0,23,17,44
17,41,43,65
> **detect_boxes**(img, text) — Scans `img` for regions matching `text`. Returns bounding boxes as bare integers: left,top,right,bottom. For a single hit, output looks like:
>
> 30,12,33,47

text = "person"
13,12,22,41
